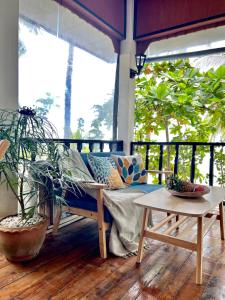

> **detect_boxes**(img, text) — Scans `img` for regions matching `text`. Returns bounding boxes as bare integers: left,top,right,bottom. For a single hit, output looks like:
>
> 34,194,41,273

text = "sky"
19,22,117,138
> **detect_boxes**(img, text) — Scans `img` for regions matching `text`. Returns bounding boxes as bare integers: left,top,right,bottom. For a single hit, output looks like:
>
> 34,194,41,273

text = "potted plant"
0,107,81,262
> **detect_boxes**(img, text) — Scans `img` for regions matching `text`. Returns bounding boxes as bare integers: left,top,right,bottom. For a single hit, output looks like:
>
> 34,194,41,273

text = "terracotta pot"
0,214,48,262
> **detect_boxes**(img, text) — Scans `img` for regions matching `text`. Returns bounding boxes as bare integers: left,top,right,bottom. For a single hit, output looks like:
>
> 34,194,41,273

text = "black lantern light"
130,54,146,79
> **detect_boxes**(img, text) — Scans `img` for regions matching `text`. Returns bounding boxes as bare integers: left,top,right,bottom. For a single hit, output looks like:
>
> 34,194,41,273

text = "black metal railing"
51,139,123,153
131,141,225,186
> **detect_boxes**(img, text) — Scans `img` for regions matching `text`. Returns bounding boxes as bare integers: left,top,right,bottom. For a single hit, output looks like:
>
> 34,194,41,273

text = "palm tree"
64,44,74,138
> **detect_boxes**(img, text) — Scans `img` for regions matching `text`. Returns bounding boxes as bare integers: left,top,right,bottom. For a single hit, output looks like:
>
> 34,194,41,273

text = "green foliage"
35,93,58,118
214,148,225,187
0,107,87,219
166,174,193,192
88,94,113,139
71,118,85,140
135,59,225,185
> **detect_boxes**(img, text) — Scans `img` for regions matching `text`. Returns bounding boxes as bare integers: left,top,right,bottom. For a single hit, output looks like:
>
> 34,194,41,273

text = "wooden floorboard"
0,212,225,300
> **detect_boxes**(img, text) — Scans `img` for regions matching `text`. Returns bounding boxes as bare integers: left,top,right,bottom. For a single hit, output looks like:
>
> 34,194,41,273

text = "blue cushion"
125,183,162,193
65,189,113,223
65,183,162,223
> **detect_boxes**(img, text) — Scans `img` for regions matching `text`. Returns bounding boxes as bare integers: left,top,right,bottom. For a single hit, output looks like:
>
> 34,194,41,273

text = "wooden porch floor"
0,212,225,300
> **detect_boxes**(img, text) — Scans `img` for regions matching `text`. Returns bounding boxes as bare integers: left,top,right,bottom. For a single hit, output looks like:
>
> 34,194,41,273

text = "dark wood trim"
134,11,225,40
133,0,138,40
124,0,127,39
59,0,126,39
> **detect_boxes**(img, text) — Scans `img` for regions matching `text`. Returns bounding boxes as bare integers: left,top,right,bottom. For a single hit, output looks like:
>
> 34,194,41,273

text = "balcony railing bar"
131,141,225,186
131,141,225,146
159,145,164,184
49,139,124,153
209,145,215,186
190,144,196,183
40,139,224,187
174,144,179,175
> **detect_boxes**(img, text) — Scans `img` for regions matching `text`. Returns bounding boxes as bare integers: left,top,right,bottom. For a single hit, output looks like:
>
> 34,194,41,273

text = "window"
19,0,117,139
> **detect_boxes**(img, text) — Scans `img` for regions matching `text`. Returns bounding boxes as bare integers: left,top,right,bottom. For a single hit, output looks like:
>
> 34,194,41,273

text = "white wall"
0,0,19,109
117,0,136,154
0,0,19,217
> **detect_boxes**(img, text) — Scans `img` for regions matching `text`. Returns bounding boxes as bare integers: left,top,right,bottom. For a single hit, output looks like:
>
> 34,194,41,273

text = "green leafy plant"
166,174,194,192
0,107,87,221
134,59,225,185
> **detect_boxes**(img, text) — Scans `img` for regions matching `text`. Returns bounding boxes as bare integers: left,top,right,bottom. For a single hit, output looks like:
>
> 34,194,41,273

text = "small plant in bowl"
166,175,210,197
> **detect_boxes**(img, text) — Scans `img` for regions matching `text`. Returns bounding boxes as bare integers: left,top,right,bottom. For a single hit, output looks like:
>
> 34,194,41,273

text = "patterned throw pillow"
111,154,147,185
87,154,125,189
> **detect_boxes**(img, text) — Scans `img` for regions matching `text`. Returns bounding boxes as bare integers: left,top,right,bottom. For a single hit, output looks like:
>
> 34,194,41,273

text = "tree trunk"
64,44,74,138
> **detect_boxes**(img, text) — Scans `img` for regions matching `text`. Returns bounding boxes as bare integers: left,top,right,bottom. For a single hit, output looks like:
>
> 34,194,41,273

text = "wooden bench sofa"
52,151,170,258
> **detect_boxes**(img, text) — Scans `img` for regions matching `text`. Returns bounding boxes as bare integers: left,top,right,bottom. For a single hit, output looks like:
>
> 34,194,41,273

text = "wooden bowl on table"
167,184,210,198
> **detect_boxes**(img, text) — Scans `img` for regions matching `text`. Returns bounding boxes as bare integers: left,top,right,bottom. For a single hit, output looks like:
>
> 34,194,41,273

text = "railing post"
174,144,179,175
130,142,134,155
77,142,82,152
145,145,150,170
190,145,196,183
117,140,124,152
100,142,104,152
158,145,164,184
209,145,214,186
89,142,93,152
64,141,70,149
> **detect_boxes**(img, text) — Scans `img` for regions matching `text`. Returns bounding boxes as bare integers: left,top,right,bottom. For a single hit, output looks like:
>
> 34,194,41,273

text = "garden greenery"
135,59,225,185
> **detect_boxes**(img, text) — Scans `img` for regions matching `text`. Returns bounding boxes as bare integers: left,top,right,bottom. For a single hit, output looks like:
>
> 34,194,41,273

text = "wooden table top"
134,187,225,217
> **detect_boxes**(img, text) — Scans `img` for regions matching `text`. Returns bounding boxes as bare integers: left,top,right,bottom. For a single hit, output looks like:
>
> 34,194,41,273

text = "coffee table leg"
196,217,203,285
137,208,149,263
219,202,225,240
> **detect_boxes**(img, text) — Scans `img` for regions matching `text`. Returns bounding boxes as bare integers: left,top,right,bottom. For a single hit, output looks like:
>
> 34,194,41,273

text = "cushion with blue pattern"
87,154,125,190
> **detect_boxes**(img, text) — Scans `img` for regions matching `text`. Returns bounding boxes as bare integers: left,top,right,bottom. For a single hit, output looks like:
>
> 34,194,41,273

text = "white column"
0,0,19,217
117,0,136,154
0,0,19,109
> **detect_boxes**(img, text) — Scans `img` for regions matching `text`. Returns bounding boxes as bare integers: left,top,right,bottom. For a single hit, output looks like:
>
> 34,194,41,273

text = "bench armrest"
81,181,106,190
147,170,173,175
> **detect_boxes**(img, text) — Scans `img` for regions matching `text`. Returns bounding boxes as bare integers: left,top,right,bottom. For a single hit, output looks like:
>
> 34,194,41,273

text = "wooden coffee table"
134,187,225,285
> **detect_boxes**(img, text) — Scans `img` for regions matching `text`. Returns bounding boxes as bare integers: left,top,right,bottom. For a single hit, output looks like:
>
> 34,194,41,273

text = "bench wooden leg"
97,189,107,258
52,206,62,235
219,202,225,240
137,208,149,263
98,222,107,259
196,216,203,285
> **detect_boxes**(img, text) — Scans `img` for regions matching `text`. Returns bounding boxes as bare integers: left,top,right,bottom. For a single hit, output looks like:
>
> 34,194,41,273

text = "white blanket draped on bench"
89,185,161,257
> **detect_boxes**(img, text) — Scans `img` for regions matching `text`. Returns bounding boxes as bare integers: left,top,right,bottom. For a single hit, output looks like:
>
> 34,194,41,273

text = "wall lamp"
130,54,146,79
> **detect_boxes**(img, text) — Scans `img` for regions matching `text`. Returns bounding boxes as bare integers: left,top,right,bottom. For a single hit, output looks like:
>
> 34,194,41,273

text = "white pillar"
0,0,19,109
0,0,19,217
117,0,136,154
